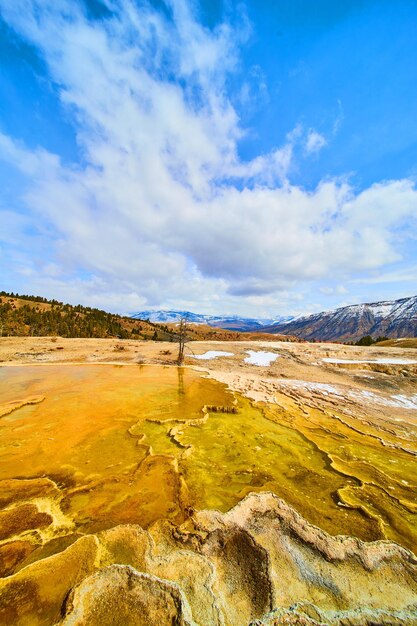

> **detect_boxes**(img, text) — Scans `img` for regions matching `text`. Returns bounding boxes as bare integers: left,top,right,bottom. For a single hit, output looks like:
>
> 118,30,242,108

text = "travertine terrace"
0,337,416,625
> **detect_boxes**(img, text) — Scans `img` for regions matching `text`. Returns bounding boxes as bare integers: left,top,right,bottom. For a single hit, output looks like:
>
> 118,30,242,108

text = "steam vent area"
0,337,417,626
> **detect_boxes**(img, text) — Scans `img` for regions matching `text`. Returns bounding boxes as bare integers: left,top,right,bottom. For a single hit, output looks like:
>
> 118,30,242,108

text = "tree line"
346,335,389,346
0,292,169,340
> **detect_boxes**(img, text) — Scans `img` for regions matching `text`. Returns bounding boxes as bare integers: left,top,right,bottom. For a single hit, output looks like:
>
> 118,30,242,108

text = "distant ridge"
265,295,417,341
0,293,297,342
131,309,293,332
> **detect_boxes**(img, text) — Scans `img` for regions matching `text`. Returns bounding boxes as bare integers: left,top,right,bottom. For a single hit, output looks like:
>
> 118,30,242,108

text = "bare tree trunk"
177,318,186,365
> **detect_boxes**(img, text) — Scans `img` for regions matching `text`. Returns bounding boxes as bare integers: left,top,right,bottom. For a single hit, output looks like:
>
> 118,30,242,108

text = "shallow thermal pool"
0,363,416,576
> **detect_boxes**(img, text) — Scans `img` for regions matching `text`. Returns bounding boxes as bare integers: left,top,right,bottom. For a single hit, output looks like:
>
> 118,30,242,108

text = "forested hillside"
0,292,165,340
0,292,298,342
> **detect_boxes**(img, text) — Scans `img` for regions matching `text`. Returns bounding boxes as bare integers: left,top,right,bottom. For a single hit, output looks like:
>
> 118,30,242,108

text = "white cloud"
319,285,348,295
305,129,327,154
351,265,417,284
0,0,417,315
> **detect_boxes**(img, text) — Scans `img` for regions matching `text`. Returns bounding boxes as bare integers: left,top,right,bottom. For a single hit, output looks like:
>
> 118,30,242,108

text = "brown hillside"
0,293,298,343
165,322,298,342
0,294,162,340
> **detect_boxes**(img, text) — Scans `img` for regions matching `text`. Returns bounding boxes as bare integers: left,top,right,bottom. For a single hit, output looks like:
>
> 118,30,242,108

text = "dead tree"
177,317,187,365
158,317,193,365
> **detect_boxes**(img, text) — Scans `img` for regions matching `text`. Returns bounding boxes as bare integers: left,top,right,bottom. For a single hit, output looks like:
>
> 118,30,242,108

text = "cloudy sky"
1,0,417,317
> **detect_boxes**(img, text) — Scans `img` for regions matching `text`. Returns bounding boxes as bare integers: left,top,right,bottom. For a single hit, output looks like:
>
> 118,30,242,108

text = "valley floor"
0,337,417,625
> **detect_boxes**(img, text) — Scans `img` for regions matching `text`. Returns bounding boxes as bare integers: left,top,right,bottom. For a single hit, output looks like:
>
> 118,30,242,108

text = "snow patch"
191,351,234,360
280,380,343,396
323,358,417,365
391,394,417,409
279,380,417,410
244,351,280,366
352,391,417,410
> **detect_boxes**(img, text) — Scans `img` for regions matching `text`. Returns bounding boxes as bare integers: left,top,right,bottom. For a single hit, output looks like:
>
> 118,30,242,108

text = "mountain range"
133,295,417,342
3,292,415,343
131,310,293,332
266,295,417,341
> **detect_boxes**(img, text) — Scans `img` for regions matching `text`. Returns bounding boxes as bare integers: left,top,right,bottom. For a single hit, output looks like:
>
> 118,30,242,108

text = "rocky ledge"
1,492,416,626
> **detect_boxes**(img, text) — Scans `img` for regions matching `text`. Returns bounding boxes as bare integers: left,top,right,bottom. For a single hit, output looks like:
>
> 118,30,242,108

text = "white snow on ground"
353,390,417,410
191,351,234,360
280,380,343,396
369,303,396,318
391,394,417,409
279,380,417,410
323,357,417,365
244,351,280,366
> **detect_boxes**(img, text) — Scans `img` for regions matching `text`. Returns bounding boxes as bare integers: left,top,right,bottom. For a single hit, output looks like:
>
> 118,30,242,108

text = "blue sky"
0,0,416,317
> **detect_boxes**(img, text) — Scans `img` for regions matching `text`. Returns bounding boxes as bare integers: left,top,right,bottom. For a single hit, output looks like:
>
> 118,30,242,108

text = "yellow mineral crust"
0,395,45,418
0,493,416,626
0,339,416,624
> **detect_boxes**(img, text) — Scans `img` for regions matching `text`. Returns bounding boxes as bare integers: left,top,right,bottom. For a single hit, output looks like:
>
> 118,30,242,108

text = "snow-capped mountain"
266,296,417,341
130,310,293,332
